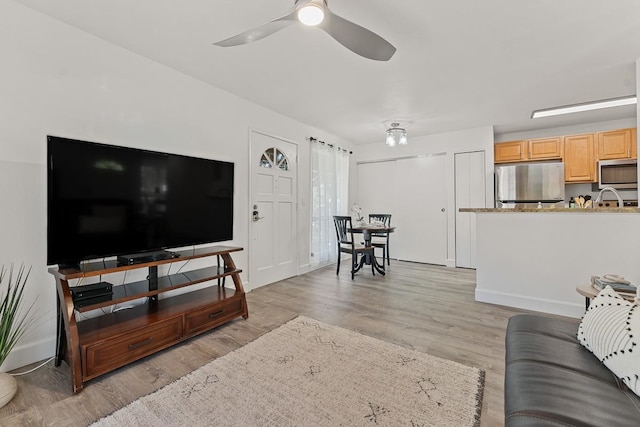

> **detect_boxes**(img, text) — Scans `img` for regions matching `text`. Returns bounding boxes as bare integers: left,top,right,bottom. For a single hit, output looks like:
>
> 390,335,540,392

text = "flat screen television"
47,136,234,266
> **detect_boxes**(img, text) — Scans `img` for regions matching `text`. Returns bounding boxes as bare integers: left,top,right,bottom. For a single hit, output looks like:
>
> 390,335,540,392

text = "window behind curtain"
310,141,349,268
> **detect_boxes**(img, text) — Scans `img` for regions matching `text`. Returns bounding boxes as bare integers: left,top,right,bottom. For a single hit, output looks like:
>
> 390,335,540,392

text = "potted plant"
0,264,36,408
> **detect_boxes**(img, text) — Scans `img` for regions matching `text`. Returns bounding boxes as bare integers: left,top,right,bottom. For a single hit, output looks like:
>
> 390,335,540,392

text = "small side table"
576,284,636,310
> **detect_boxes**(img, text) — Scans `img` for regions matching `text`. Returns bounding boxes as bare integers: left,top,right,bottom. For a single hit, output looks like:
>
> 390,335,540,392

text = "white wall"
351,126,494,266
0,1,354,371
475,211,640,318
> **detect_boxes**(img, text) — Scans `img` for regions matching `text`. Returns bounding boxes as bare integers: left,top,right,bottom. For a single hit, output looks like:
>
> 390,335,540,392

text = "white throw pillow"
578,285,640,396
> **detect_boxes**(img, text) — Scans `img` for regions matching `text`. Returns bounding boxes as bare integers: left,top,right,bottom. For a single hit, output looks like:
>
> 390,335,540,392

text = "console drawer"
184,298,243,336
83,317,183,380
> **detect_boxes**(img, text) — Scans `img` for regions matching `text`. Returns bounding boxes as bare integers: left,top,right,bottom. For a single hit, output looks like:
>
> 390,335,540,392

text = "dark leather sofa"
505,314,640,426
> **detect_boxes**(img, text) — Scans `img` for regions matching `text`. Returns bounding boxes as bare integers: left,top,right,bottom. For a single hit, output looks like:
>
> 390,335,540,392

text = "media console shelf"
48,245,248,393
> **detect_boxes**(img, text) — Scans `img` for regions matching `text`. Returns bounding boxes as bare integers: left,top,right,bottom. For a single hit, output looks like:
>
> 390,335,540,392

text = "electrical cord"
10,356,55,376
179,246,197,273
176,259,190,274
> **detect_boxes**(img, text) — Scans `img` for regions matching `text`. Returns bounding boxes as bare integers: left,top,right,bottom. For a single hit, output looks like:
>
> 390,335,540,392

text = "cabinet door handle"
128,337,153,350
209,309,225,319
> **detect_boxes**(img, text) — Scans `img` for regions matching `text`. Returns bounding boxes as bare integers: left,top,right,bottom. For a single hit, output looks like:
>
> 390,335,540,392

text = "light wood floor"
0,261,555,426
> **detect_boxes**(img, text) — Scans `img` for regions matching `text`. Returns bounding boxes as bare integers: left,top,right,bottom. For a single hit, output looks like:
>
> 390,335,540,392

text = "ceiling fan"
213,0,396,61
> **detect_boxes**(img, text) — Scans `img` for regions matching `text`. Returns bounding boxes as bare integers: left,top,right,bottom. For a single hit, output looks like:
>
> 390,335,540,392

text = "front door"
249,130,298,290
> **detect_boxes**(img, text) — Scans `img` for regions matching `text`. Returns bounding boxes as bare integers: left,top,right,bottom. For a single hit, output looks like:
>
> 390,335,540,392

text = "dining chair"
333,216,375,279
368,214,391,266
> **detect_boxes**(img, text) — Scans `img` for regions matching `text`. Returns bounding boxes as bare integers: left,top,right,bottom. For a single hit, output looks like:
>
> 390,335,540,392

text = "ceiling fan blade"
319,8,396,61
214,8,298,47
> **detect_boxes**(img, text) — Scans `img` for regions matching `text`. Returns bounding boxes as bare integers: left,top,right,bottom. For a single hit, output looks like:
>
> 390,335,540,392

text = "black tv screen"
47,136,234,266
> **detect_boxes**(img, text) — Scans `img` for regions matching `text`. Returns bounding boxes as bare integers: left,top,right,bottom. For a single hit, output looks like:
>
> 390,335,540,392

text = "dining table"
349,223,395,276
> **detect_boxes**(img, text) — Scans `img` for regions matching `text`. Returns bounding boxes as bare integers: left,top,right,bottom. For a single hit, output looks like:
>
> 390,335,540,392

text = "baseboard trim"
475,288,584,318
298,263,311,274
0,337,55,372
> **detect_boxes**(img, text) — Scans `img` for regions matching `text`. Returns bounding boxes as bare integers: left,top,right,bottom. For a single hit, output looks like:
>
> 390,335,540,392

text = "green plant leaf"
0,264,36,368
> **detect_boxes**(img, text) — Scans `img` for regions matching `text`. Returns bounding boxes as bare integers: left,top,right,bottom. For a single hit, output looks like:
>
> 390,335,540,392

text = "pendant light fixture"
385,122,408,146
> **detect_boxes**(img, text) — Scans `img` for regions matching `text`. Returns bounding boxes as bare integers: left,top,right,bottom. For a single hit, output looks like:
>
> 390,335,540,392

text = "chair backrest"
333,216,353,245
369,214,391,227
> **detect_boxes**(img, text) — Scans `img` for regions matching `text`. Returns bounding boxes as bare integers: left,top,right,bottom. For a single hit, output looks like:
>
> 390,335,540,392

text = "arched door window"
259,147,289,171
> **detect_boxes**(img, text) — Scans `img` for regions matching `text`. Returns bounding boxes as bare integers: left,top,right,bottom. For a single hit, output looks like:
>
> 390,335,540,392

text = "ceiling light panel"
531,95,637,119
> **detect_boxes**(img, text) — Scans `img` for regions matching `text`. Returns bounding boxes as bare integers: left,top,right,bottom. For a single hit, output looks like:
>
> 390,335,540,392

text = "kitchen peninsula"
460,207,640,317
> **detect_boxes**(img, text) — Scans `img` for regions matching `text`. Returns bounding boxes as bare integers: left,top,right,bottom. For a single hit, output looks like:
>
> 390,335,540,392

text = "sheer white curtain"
310,139,349,268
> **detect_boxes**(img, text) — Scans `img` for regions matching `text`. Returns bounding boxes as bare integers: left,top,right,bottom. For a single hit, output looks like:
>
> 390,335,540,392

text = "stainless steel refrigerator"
495,161,565,208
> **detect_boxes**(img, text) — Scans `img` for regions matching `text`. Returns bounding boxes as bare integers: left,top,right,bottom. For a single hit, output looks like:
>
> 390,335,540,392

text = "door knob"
252,205,264,222
441,208,446,212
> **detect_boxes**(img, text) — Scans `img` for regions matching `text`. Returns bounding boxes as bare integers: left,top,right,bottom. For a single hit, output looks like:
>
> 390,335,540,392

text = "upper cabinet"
494,141,526,163
597,128,635,160
564,133,595,183
528,137,563,160
494,128,637,182
494,138,562,163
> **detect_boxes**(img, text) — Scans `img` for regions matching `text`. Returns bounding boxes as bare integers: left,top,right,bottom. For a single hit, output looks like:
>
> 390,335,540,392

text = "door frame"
248,127,299,291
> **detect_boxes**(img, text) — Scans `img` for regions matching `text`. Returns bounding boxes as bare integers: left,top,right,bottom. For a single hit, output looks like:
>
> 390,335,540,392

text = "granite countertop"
459,207,640,213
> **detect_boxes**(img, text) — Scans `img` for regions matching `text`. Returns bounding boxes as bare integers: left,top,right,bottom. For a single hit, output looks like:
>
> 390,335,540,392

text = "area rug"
92,316,484,427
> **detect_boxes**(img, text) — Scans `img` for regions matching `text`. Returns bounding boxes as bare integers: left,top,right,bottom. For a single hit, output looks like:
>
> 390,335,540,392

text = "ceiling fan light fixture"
385,122,408,146
214,0,396,61
298,4,325,26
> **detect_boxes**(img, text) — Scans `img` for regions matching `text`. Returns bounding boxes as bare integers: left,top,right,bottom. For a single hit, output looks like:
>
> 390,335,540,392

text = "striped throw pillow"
578,285,639,396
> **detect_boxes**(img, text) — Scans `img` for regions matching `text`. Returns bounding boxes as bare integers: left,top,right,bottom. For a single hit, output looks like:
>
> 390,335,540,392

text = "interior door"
455,151,486,268
249,130,298,289
393,155,447,264
356,161,395,217
356,154,448,265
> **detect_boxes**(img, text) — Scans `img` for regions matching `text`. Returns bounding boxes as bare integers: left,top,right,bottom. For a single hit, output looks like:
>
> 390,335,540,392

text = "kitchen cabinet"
528,137,563,160
564,133,595,182
597,128,634,160
494,141,526,163
494,138,562,163
495,127,637,182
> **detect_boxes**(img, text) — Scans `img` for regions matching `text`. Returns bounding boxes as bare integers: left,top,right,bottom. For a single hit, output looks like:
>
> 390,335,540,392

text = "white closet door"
455,153,472,268
393,155,447,265
356,161,396,218
455,151,486,268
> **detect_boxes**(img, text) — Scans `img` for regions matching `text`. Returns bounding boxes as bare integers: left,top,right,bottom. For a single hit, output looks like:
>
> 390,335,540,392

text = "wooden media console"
48,246,248,393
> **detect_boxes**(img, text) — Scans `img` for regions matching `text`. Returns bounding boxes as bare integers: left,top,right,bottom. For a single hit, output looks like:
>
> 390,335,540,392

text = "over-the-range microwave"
598,158,638,189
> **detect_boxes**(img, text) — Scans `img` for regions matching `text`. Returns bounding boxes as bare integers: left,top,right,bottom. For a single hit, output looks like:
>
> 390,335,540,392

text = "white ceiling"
15,0,640,144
